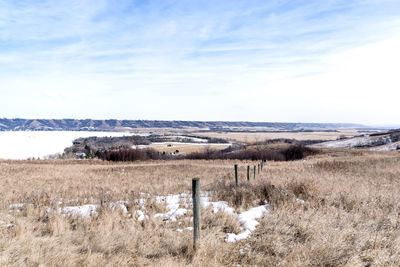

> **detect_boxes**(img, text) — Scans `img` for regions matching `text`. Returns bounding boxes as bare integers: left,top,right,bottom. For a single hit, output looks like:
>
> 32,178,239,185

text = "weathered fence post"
234,164,239,186
192,178,201,250
258,164,260,174
253,165,256,179
247,166,250,181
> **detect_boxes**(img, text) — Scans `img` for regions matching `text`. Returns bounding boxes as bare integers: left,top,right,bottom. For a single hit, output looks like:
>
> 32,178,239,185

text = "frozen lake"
0,131,132,160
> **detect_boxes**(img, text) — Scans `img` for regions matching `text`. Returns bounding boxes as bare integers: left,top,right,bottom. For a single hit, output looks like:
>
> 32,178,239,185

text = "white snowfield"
8,192,270,243
0,131,132,160
311,136,372,149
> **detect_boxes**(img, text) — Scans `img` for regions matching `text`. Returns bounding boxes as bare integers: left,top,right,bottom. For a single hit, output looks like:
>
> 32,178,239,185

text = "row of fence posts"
192,159,267,250
235,160,266,186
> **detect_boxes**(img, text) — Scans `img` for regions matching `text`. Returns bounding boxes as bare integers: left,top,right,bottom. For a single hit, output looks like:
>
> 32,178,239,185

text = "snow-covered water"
0,131,132,160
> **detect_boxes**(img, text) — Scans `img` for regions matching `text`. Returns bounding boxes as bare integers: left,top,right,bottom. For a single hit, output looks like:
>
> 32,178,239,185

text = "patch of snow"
225,204,269,243
0,220,15,228
312,136,371,149
370,141,400,151
154,208,188,221
239,247,249,255
154,193,190,221
202,199,235,214
58,204,99,218
9,203,25,209
110,201,128,214
176,227,193,233
134,210,148,221
169,135,209,143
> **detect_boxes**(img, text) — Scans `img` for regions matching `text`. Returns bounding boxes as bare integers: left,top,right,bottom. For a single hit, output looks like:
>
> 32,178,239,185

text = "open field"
192,129,362,143
1,150,400,266
139,142,231,154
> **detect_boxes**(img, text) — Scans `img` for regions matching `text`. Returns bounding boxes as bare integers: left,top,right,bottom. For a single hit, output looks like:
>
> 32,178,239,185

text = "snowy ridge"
312,133,400,151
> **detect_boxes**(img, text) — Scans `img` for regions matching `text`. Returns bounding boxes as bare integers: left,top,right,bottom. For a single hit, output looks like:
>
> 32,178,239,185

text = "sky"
0,0,399,125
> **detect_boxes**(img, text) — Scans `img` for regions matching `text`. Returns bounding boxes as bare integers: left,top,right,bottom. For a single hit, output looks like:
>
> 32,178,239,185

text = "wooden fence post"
192,178,201,250
253,166,256,179
247,165,250,181
234,164,239,186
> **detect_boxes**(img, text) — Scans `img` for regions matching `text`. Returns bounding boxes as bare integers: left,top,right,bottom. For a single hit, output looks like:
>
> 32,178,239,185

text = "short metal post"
247,166,250,181
253,166,256,179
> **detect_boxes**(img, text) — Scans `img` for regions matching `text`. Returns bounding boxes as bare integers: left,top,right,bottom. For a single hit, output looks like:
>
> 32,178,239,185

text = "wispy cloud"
0,0,399,124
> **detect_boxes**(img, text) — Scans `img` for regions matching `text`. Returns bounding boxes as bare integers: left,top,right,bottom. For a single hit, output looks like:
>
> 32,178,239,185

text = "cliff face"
0,118,363,132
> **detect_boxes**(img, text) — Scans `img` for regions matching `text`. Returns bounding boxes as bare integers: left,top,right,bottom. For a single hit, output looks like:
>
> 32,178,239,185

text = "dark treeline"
101,148,163,162
100,145,316,162
185,145,315,161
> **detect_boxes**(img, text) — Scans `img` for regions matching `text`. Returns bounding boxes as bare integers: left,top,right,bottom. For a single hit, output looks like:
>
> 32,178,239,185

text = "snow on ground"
57,201,130,217
154,193,190,221
152,193,269,242
8,192,270,243
0,131,133,160
311,136,372,149
369,141,400,151
0,220,15,228
109,201,129,214
169,135,209,143
7,201,129,218
153,193,236,222
176,227,193,232
58,204,99,218
201,199,235,214
134,210,148,221
225,204,269,243
311,134,399,150
8,203,25,209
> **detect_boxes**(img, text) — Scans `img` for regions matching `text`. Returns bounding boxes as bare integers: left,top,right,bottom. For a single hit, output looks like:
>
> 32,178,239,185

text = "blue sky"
0,0,399,125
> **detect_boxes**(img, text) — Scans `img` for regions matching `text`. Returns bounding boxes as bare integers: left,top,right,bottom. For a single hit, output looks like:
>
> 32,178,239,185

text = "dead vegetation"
192,130,360,143
1,150,400,266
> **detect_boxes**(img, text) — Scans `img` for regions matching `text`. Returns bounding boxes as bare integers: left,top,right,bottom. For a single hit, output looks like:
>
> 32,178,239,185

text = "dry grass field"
193,130,361,143
1,149,400,266
141,142,231,154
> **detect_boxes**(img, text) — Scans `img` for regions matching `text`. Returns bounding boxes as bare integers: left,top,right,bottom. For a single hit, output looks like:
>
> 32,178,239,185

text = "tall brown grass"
1,150,400,265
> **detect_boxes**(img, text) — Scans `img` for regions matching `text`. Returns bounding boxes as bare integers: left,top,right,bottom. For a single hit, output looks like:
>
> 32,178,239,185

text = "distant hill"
0,118,365,132
311,129,400,151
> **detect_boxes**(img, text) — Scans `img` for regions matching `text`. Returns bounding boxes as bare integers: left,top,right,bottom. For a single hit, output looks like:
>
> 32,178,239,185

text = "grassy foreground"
1,150,400,266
